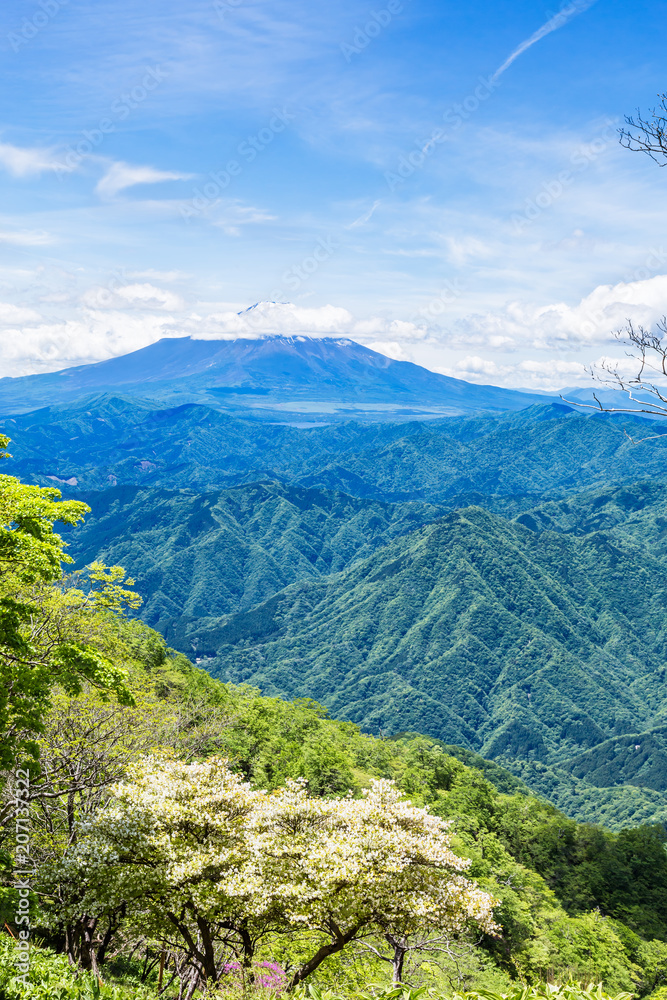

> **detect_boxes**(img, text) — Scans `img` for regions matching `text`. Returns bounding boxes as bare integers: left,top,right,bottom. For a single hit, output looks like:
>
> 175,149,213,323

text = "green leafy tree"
0,436,136,766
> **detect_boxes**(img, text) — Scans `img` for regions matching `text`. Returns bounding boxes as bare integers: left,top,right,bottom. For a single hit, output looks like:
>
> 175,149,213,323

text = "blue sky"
1,0,667,387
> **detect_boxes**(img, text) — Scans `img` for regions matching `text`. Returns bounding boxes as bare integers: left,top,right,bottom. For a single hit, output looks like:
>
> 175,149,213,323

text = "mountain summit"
0,335,550,418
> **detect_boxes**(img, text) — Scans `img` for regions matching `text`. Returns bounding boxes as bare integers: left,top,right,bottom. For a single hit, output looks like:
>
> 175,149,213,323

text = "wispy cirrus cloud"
96,161,191,199
0,143,72,177
209,201,277,235
346,200,381,229
0,229,55,246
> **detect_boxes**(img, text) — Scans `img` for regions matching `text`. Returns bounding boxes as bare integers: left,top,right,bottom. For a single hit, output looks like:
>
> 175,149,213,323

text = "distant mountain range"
0,335,552,418
57,441,667,829
5,338,667,831
4,393,666,502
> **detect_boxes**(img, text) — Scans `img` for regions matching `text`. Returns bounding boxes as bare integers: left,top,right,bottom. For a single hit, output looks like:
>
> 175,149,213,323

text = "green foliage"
6,396,667,506
2,649,667,997
0,937,150,999
97,667,667,976
0,444,142,766
62,481,443,651
196,503,667,826
294,981,634,1000
9,402,667,825
299,984,639,1000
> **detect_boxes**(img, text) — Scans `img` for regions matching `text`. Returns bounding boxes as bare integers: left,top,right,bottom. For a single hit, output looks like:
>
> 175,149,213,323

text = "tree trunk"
239,922,255,978
384,932,407,984
288,923,363,990
195,914,218,983
66,915,99,974
97,904,125,966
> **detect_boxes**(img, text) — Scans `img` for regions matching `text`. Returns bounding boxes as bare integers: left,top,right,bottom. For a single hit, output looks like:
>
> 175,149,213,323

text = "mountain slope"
200,506,667,770
64,481,443,648
0,335,549,416
7,394,667,827
5,395,667,508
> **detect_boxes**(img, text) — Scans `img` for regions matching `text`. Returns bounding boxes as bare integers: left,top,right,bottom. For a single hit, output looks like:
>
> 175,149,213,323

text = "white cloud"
115,283,185,310
0,229,55,246
491,0,600,83
447,274,667,353
444,355,590,389
346,200,381,230
4,276,666,393
96,161,191,199
364,340,408,361
81,282,185,311
0,312,182,377
209,201,277,235
184,300,428,344
0,143,70,177
442,236,493,266
0,302,42,325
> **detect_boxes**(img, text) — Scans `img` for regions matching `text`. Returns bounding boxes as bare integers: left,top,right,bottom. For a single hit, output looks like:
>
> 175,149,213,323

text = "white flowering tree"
251,775,497,988
63,756,497,990
60,757,264,984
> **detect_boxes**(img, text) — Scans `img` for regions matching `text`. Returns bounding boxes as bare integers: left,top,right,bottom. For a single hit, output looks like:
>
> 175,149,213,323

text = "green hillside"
4,417,667,997
203,505,667,748
11,400,667,828
189,504,667,827
6,640,667,995
63,481,443,647
6,395,667,508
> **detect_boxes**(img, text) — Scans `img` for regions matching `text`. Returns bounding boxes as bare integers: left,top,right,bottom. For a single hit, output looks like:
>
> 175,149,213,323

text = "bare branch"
564,317,667,438
620,95,667,166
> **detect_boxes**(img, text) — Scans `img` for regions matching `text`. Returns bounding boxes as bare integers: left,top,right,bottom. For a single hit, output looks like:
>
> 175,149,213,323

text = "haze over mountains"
0,334,551,419
5,334,667,831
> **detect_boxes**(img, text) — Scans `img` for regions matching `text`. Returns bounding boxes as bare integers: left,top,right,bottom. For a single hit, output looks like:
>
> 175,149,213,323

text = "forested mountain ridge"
5,394,667,508
60,473,667,828
7,393,667,829
203,505,667,755
63,481,444,637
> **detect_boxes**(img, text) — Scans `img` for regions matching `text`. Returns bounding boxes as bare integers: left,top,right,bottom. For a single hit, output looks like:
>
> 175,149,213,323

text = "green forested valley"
35,401,667,829
4,399,667,999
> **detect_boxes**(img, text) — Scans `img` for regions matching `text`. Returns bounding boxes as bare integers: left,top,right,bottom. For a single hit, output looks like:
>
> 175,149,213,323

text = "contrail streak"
491,0,600,83
346,200,380,229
